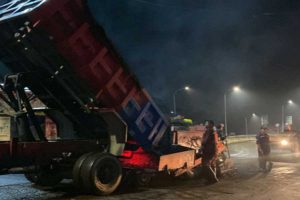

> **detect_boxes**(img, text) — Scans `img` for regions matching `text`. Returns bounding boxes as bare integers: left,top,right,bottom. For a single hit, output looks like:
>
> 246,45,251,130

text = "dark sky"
1,0,300,133
87,0,300,133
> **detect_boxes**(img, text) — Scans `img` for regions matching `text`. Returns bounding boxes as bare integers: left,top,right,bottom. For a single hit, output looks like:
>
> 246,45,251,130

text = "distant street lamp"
248,113,263,134
224,86,241,136
252,113,268,126
245,113,262,135
173,86,190,115
233,86,241,92
281,99,294,132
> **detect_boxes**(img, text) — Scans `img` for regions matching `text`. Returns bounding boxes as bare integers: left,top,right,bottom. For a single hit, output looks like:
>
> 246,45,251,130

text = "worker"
256,127,273,172
200,120,219,183
216,123,226,140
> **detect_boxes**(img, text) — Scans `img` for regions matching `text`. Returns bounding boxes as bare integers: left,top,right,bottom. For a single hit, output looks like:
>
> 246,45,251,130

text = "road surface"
1,141,300,200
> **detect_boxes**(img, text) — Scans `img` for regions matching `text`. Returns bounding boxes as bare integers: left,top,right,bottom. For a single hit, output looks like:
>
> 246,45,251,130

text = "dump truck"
0,0,233,195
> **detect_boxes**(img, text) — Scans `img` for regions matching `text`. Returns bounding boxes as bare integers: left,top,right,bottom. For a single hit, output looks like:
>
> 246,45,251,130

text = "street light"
173,86,190,115
245,113,261,135
282,99,294,132
233,86,241,92
224,85,241,136
248,113,264,134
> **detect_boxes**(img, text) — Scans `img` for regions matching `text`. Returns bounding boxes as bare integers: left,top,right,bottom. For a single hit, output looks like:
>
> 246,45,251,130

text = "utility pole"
245,117,248,135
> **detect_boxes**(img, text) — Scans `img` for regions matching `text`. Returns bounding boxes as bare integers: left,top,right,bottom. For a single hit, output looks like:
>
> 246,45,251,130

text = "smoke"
88,0,300,133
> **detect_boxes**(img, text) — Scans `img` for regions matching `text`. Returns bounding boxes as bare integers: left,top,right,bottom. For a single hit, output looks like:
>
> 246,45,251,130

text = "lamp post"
281,100,294,133
224,86,240,136
173,86,190,115
245,117,248,135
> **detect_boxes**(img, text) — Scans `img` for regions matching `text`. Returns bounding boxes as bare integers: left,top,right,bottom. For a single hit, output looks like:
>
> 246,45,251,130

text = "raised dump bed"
0,0,170,153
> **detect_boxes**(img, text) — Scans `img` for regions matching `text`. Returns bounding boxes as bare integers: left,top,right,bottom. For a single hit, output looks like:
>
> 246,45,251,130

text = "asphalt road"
1,141,300,200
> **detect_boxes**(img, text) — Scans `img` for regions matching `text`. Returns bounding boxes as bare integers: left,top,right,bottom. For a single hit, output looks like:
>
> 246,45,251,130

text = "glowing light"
185,86,190,91
233,86,241,92
288,100,293,104
281,140,289,146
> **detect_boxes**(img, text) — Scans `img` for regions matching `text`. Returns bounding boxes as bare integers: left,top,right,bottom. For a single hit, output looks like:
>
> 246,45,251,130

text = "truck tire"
24,167,62,186
72,152,96,189
80,153,122,195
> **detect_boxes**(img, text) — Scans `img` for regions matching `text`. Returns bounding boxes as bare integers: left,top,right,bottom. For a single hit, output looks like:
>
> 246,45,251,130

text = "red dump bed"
0,0,171,153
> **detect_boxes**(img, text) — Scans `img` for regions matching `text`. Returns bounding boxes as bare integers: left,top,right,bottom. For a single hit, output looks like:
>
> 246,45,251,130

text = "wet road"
1,141,300,200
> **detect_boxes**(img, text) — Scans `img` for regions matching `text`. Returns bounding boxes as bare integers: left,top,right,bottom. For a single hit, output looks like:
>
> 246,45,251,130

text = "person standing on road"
216,123,226,140
201,120,219,183
256,127,273,172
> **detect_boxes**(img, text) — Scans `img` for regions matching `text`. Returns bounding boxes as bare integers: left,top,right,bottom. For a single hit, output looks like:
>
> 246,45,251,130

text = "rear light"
121,150,133,158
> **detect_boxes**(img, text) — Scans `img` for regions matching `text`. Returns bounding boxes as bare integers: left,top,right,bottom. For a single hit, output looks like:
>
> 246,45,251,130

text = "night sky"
87,0,300,133
1,0,300,133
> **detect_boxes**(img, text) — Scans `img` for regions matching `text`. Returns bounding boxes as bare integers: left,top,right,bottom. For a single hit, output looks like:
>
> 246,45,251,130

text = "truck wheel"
80,153,122,195
24,167,62,186
72,152,96,189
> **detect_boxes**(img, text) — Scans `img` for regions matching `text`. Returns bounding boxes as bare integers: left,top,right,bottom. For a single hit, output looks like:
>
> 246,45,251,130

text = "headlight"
281,140,289,146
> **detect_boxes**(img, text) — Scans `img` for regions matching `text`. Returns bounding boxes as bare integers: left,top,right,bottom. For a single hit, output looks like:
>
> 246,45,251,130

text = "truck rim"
95,159,119,185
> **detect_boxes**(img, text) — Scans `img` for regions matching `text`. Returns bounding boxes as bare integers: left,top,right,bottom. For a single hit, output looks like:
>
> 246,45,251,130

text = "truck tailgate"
158,149,195,171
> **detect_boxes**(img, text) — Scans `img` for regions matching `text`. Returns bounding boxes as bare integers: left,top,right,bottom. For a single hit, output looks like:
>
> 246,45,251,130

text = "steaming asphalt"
1,141,300,200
